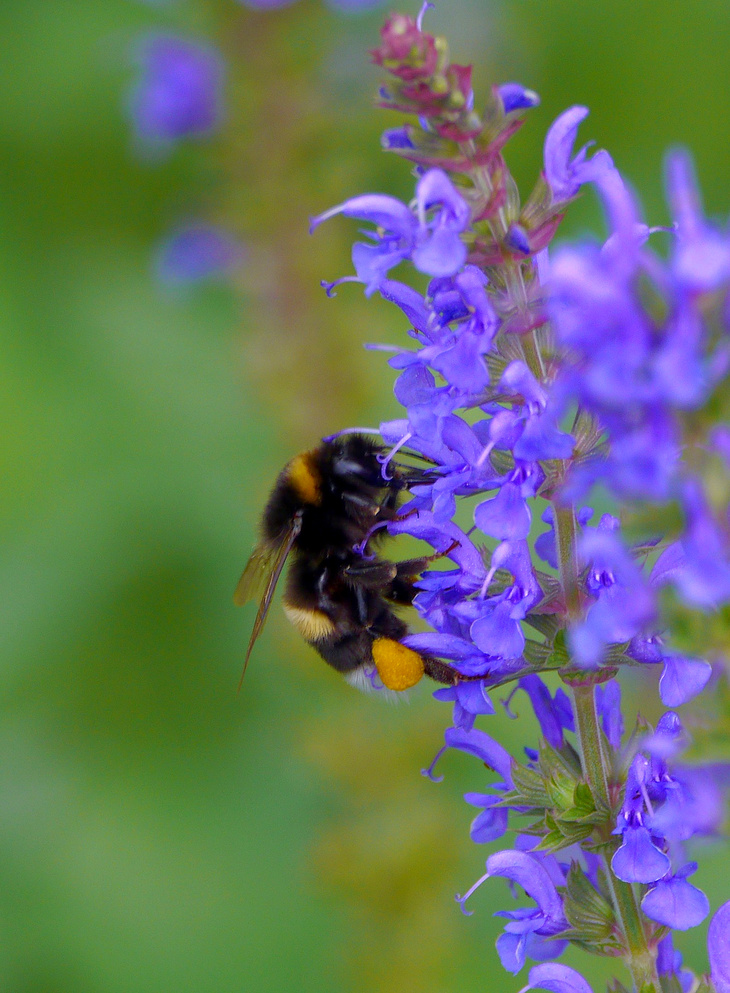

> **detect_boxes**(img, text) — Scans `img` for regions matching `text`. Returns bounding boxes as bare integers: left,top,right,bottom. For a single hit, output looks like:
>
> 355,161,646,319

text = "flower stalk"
313,8,730,992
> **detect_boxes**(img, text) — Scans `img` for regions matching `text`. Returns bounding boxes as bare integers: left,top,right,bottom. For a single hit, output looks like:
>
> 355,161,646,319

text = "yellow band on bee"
287,452,321,505
283,603,335,642
372,638,425,691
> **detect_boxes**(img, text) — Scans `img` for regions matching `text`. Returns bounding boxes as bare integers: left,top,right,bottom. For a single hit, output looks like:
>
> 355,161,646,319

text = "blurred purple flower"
237,0,385,8
129,34,224,150
236,0,299,7
709,901,730,993
156,225,244,286
656,934,694,993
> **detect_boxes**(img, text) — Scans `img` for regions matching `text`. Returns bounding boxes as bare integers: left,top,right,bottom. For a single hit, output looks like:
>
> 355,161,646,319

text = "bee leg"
384,540,461,605
342,559,398,589
421,656,487,686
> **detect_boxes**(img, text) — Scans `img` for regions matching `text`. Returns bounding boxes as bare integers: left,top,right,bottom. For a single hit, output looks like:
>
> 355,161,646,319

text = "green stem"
521,326,546,382
552,502,581,621
554,505,659,991
571,682,610,811
572,679,659,992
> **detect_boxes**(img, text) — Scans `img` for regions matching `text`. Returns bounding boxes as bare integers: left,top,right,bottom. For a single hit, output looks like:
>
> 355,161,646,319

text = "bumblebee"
234,433,461,691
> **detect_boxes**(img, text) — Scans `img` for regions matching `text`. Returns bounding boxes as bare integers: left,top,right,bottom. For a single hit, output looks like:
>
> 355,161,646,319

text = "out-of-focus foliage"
1,1,728,990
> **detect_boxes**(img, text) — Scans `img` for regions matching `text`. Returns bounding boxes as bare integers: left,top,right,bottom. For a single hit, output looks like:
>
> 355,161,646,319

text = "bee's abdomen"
282,602,336,642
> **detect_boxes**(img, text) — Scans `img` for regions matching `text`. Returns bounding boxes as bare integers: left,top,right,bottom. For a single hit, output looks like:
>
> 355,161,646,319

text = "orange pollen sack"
371,638,425,691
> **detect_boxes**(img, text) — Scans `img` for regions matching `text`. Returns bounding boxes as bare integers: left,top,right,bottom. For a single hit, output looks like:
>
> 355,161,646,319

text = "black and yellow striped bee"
234,433,460,691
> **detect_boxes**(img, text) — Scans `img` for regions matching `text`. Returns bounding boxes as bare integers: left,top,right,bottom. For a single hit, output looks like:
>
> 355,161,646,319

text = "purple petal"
496,931,527,974
596,680,623,749
470,803,509,843
666,148,730,291
641,875,709,930
659,655,712,707
416,169,471,231
518,675,566,750
424,328,490,391
513,411,575,461
498,82,540,114
526,963,594,993
412,227,468,277
475,484,532,541
381,126,414,150
310,193,414,236
709,901,730,993
543,106,589,201
403,631,482,662
611,826,670,883
379,279,432,332
471,601,526,660
445,727,513,784
486,850,566,925
500,360,546,407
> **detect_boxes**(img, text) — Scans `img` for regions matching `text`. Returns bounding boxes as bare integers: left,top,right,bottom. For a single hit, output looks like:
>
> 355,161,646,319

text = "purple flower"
656,935,694,993
433,679,495,730
129,34,224,149
155,225,244,285
708,901,730,993
666,148,730,292
498,83,540,115
569,525,655,667
595,680,623,749
641,863,710,930
543,107,615,204
311,169,470,294
611,824,670,884
658,653,712,707
236,0,298,7
516,675,573,750
521,963,593,993
456,849,568,973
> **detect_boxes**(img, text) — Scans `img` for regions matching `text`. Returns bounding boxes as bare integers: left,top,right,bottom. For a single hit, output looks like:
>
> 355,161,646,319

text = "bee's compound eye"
371,638,425,691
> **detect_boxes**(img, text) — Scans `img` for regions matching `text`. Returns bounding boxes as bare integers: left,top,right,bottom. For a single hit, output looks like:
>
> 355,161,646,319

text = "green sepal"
607,981,631,993
523,639,554,667
659,974,691,993
547,629,571,667
563,861,615,940
545,768,577,810
523,613,562,640
509,761,552,806
534,812,594,852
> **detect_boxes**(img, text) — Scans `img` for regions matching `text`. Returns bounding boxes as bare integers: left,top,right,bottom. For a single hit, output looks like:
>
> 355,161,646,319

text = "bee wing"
235,513,303,689
234,543,277,607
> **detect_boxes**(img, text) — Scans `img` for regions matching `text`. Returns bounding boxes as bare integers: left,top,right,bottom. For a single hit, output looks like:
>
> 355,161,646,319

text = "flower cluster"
314,8,730,992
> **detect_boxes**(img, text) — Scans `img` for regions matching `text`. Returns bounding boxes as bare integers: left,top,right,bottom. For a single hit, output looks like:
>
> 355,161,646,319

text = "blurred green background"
2,1,729,991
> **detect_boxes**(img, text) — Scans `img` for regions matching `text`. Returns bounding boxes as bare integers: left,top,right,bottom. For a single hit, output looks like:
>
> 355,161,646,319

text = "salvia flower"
709,901,730,993
129,34,225,150
311,168,470,294
155,224,244,286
